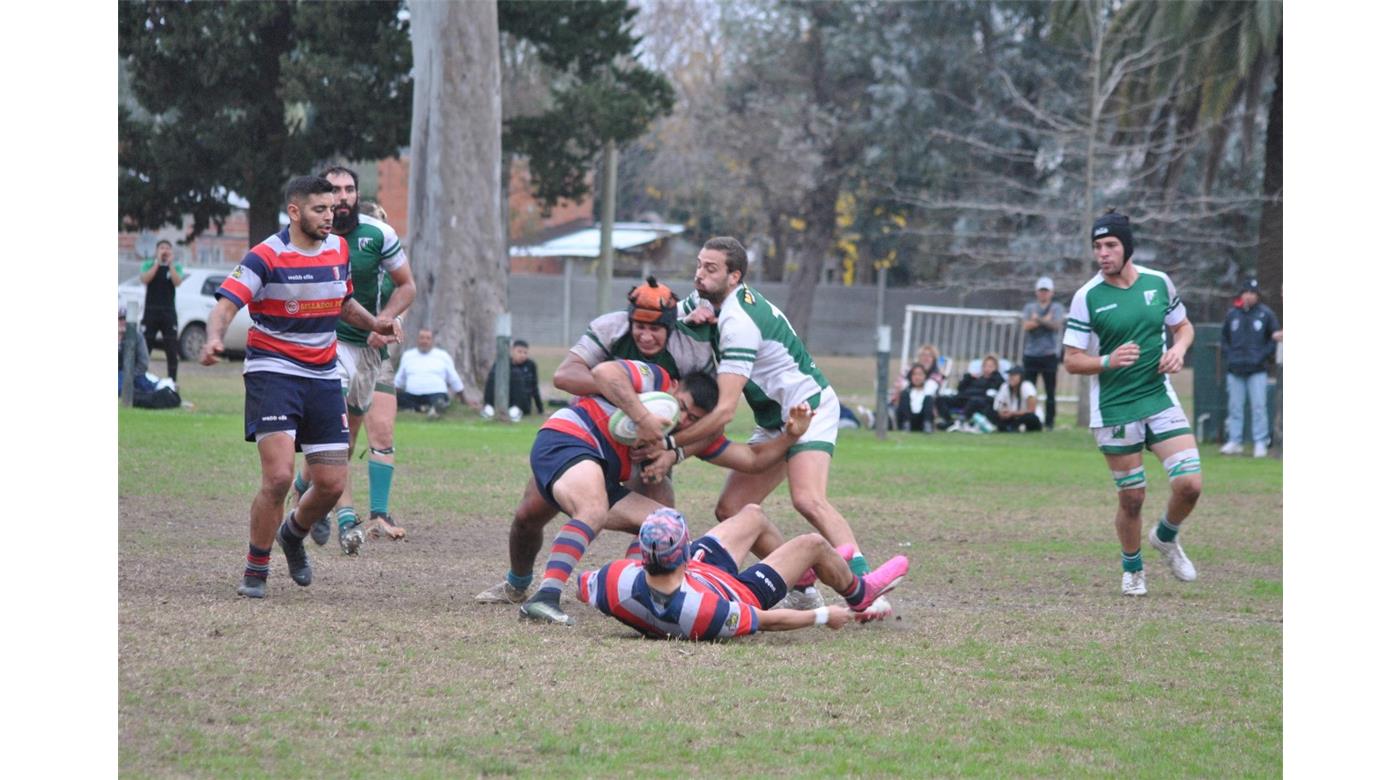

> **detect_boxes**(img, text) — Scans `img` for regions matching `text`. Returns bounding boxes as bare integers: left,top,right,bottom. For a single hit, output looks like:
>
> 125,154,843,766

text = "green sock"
368,460,394,516
337,507,358,530
849,554,871,576
293,471,309,497
1121,549,1143,573
1155,517,1180,543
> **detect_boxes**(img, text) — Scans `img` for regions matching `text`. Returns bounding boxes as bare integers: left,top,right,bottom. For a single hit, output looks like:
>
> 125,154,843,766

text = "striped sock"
1156,516,1180,543
534,519,597,602
1122,549,1143,573
841,574,867,607
245,544,272,580
624,539,644,561
849,553,871,576
336,506,357,530
368,460,394,516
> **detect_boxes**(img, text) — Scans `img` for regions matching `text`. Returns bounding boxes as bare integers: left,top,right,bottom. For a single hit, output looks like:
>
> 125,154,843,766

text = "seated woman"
895,364,937,432
993,365,1042,432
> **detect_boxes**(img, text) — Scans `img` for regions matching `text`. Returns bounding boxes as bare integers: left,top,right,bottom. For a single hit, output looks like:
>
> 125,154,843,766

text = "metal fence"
899,304,1027,376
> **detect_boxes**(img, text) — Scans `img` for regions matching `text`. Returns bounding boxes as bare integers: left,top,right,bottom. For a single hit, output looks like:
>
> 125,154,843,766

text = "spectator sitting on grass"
394,328,467,417
895,363,937,433
993,365,1043,432
936,354,1003,431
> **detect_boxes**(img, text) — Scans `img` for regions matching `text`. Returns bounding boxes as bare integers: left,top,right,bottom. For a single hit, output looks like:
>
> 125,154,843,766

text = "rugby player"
578,507,908,641
1063,210,1203,596
200,175,401,598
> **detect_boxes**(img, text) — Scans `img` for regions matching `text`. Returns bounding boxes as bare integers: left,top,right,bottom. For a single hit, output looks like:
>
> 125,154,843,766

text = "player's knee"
1117,488,1146,515
714,496,748,523
1173,474,1203,503
262,470,294,498
796,532,826,556
790,490,830,521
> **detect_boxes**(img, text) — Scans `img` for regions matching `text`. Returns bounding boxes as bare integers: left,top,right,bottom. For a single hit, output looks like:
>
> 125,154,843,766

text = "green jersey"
335,214,407,346
1064,266,1187,427
711,284,829,430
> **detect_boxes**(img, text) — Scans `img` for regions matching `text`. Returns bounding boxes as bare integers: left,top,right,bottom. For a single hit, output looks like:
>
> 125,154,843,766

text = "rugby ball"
608,391,681,445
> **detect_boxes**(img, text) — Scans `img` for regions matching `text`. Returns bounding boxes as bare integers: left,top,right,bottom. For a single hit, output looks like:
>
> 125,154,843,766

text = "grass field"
118,354,1280,777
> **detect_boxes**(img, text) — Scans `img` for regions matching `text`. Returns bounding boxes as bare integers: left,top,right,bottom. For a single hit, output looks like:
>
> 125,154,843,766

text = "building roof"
509,222,685,259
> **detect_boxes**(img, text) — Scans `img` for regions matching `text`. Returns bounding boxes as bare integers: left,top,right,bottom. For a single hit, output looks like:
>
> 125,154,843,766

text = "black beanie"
1091,210,1134,260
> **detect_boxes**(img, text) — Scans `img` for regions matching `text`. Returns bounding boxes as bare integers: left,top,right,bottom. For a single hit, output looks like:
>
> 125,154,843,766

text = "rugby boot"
520,596,575,626
1148,527,1198,582
370,512,406,541
476,580,530,604
237,575,267,599
278,513,313,587
850,555,909,613
339,517,366,556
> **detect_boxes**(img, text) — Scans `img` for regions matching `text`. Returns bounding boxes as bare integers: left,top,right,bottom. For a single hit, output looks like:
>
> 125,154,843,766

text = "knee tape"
1111,466,1146,491
1162,448,1201,481
369,446,395,456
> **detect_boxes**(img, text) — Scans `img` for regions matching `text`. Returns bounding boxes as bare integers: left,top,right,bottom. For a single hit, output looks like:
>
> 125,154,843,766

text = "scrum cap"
627,276,678,332
637,508,690,572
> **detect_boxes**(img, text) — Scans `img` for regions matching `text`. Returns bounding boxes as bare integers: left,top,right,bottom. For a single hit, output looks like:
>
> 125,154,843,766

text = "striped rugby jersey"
215,229,352,380
539,360,674,484
570,310,716,381
578,559,761,640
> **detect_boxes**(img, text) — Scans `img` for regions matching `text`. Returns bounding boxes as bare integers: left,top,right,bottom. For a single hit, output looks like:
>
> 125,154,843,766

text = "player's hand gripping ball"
608,391,681,445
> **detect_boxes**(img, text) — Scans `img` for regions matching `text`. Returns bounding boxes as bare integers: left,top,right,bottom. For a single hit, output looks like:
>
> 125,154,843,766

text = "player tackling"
1063,210,1204,596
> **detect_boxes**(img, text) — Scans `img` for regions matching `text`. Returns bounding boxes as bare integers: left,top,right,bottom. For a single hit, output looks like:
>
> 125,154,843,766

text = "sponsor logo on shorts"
1111,424,1125,439
261,414,289,422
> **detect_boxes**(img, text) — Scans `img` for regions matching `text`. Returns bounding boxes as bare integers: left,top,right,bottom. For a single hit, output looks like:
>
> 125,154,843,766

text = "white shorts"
1092,402,1192,454
746,386,840,457
335,342,394,415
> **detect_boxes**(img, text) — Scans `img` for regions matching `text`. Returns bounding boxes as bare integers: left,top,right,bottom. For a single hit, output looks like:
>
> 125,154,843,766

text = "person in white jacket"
394,329,467,416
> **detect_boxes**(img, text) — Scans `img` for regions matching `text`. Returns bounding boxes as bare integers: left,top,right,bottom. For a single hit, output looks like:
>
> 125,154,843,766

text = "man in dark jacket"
483,340,544,419
1220,278,1281,457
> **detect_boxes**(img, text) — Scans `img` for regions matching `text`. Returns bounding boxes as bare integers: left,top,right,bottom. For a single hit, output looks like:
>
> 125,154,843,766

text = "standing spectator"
395,329,467,417
1220,278,1281,457
993,365,1042,432
483,339,544,419
1021,276,1065,430
895,364,937,432
139,239,184,383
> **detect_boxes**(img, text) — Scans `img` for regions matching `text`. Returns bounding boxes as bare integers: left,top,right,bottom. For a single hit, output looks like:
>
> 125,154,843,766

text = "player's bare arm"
756,603,854,631
341,298,402,343
1064,343,1140,375
553,352,601,397
649,372,746,457
590,361,671,447
643,402,812,480
368,263,416,349
199,297,239,365
1158,319,1194,374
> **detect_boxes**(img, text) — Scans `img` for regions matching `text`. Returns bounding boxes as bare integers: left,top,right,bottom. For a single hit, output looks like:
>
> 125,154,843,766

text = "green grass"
119,358,1280,778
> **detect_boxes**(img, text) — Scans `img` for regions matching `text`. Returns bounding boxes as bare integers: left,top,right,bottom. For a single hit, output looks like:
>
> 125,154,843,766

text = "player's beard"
332,200,360,234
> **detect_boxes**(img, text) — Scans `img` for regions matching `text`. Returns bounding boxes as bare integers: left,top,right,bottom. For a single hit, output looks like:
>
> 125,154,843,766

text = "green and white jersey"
713,284,830,430
571,311,716,379
336,214,407,346
1063,266,1188,427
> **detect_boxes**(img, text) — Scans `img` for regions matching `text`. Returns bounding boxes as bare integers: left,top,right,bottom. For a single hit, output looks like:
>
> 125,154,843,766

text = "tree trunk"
407,0,506,395
1256,33,1283,322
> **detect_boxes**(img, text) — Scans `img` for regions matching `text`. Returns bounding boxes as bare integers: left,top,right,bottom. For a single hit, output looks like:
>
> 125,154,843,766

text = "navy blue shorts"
243,371,348,450
529,428,631,512
691,535,788,610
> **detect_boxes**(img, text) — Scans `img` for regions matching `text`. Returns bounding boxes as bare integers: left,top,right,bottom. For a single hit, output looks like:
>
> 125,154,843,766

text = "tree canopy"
118,1,412,246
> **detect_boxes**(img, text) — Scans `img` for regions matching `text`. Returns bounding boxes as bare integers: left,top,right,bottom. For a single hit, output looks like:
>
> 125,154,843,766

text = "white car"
118,267,253,360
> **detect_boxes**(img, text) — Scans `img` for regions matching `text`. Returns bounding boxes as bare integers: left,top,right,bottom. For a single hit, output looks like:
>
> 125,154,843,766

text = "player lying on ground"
578,506,909,640
480,358,813,625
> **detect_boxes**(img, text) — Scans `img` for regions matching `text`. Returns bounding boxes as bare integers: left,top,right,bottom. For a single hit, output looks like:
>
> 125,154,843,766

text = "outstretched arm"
756,603,855,631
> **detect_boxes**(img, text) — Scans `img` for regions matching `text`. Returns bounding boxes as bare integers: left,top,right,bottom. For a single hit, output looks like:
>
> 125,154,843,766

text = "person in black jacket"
1220,278,1281,457
483,340,545,419
935,354,1003,431
895,363,937,432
